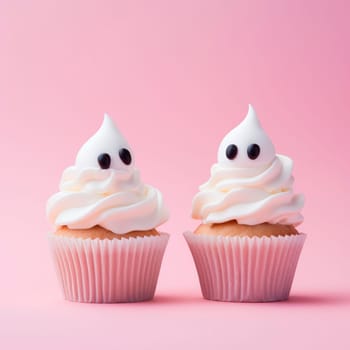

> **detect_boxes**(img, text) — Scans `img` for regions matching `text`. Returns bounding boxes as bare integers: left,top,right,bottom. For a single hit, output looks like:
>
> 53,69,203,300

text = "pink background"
1,0,349,348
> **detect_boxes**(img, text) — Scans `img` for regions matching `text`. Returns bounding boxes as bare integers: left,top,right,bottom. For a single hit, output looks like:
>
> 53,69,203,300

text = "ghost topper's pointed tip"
243,104,261,127
103,113,112,123
100,113,118,131
247,103,255,114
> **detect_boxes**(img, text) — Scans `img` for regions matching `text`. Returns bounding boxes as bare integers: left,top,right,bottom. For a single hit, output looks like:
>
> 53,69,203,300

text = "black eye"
119,148,132,165
226,144,238,160
98,153,111,169
247,144,260,160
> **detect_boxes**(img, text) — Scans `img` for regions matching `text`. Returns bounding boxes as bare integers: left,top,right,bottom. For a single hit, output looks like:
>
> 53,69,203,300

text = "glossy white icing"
47,115,169,234
192,105,304,226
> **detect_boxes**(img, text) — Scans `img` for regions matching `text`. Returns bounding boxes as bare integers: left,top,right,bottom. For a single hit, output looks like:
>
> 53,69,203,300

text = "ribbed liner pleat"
184,232,305,302
49,233,169,303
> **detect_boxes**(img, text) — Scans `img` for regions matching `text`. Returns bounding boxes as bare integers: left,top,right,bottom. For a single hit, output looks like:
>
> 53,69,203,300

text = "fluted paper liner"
184,232,306,302
49,233,169,303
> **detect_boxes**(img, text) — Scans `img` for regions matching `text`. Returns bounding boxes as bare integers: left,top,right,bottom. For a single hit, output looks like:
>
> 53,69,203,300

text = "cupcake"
46,115,169,303
184,105,305,302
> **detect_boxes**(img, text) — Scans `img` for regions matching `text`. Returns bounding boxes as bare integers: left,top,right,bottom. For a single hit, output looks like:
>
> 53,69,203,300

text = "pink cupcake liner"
49,233,169,303
184,232,306,302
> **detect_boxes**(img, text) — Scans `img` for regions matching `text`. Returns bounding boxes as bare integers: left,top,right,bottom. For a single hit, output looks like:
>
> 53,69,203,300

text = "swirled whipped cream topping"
192,105,304,226
47,115,169,234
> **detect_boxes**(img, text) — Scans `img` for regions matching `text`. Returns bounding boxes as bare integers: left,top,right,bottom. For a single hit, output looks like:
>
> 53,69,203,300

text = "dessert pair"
46,105,305,303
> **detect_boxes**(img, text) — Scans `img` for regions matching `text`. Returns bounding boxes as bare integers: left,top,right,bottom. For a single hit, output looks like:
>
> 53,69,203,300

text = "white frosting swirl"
47,115,169,234
192,105,304,226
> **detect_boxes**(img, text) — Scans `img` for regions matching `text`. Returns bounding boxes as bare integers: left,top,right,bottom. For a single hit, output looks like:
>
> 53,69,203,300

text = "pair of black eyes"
226,144,260,160
97,148,132,169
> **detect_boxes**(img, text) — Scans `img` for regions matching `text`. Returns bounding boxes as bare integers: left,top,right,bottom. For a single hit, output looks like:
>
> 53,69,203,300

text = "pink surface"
0,0,349,348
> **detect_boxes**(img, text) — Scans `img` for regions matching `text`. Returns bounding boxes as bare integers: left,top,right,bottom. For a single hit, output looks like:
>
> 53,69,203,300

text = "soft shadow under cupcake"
287,293,350,306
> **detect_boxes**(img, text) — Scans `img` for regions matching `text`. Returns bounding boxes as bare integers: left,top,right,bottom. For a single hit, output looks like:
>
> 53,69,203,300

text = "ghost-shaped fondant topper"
75,114,134,170
217,105,276,168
